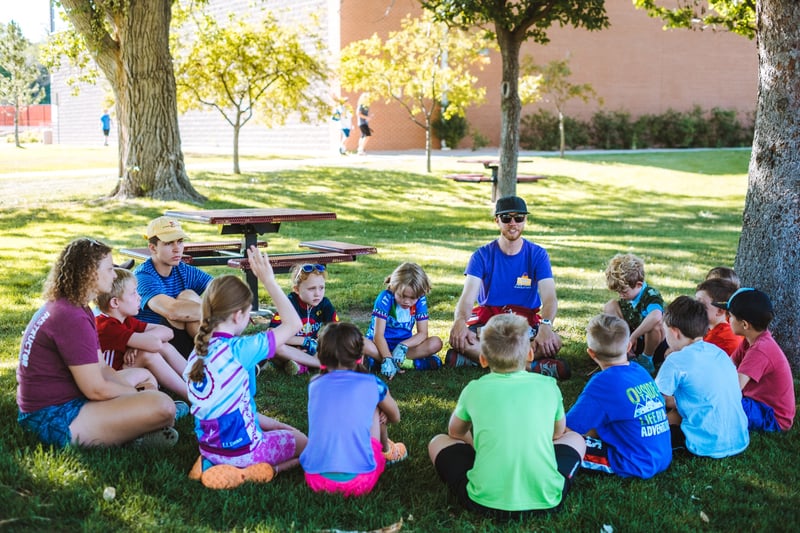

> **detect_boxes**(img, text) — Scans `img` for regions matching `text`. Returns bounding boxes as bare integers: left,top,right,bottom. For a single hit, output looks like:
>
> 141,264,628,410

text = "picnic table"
447,159,546,201
121,208,376,311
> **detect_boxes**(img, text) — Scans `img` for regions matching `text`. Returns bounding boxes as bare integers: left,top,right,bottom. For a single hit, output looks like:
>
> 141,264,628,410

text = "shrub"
470,129,490,151
433,113,469,149
520,109,559,151
590,110,635,150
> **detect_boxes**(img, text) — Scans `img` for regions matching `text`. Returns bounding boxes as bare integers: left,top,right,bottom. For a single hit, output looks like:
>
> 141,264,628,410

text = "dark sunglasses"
498,214,526,224
300,264,326,273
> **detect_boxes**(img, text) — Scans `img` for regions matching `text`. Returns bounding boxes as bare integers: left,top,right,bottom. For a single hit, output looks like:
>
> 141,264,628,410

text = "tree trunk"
13,99,20,148
558,110,565,158
62,0,204,202
495,26,522,199
735,0,800,370
233,120,241,175
425,115,432,174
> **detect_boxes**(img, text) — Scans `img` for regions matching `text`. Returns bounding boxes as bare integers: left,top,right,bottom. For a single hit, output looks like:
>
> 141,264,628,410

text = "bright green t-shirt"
454,371,566,511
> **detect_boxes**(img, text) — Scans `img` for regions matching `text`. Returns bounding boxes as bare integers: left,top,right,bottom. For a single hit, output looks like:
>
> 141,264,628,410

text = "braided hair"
187,275,252,383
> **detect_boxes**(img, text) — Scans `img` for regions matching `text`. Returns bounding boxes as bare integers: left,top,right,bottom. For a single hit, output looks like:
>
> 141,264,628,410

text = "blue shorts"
18,398,88,447
741,397,782,432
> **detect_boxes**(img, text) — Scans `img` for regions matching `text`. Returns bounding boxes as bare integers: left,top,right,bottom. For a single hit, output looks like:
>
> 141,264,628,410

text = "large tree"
54,0,204,202
0,22,46,148
419,0,608,195
339,12,492,173
635,0,800,368
172,9,329,175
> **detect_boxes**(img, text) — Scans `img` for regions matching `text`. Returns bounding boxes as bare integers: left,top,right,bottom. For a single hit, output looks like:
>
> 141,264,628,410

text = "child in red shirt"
695,278,742,355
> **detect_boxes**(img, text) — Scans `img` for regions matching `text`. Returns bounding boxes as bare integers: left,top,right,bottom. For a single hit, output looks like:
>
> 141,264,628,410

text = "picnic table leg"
491,166,499,202
245,270,260,312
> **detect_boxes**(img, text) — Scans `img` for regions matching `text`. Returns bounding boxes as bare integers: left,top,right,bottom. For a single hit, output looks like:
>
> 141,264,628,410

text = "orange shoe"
188,456,203,481
383,440,408,465
201,462,275,490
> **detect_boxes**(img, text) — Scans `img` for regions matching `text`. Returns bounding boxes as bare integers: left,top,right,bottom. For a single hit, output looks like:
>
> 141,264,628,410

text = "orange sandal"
200,462,275,490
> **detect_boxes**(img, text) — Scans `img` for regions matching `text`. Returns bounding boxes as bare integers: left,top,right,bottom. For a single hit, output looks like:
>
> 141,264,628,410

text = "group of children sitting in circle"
17,229,795,519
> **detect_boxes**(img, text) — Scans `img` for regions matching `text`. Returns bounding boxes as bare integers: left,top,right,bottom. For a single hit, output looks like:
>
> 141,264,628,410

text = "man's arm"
449,275,482,352
534,278,561,358
146,293,202,324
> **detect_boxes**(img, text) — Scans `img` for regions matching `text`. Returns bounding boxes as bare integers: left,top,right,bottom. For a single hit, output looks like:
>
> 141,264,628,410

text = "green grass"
1,146,798,531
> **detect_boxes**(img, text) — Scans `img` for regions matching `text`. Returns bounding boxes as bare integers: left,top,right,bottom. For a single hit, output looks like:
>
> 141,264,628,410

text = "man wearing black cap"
447,196,568,379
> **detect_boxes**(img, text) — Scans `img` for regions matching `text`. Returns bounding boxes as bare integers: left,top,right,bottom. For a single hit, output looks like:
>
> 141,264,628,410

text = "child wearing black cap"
714,288,796,432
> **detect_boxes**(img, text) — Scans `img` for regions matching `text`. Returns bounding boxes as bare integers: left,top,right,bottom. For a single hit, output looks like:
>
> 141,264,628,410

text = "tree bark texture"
495,26,521,199
62,0,204,202
736,0,800,369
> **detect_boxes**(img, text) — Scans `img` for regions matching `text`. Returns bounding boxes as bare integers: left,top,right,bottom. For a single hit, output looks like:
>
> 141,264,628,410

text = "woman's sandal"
383,439,408,465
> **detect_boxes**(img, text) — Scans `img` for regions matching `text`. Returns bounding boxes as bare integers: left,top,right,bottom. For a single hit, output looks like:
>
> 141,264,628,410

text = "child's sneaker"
391,343,408,366
413,354,443,370
383,439,408,465
200,462,275,490
399,357,415,370
132,426,179,448
529,357,572,380
444,348,477,368
174,400,190,421
296,364,309,375
380,357,398,379
631,353,655,375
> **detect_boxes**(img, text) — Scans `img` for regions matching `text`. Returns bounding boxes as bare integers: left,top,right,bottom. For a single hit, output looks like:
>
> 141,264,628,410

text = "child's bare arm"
553,416,567,441
400,319,430,348
247,247,302,347
448,413,473,445
662,393,676,410
143,323,174,342
127,331,167,353
630,309,663,342
378,389,401,424
372,317,393,359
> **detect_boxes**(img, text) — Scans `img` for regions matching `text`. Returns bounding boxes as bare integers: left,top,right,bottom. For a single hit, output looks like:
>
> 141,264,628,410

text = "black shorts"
433,442,580,520
165,323,194,358
359,124,371,137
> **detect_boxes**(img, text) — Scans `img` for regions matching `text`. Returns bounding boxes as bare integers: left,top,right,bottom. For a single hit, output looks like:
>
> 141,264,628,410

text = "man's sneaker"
380,357,398,379
201,462,275,490
174,400,190,421
383,439,408,465
529,357,572,380
391,343,408,366
444,348,477,368
132,426,179,448
631,354,655,375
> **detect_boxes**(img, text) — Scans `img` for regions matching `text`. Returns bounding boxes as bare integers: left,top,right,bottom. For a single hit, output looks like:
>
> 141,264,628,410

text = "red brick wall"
0,105,51,127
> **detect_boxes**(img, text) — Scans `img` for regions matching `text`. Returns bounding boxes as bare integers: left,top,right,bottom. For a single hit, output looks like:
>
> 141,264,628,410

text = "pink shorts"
202,429,296,468
304,438,386,497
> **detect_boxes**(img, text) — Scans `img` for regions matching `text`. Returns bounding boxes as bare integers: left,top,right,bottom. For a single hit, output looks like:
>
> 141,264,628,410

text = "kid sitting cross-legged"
713,288,795,432
364,262,443,379
566,314,671,479
428,314,585,520
267,263,339,375
655,296,749,458
186,247,308,490
96,268,190,417
300,322,407,497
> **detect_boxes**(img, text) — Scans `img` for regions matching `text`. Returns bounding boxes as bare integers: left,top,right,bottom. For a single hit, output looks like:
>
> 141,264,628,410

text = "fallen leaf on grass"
318,517,403,533
601,524,614,533
700,511,709,523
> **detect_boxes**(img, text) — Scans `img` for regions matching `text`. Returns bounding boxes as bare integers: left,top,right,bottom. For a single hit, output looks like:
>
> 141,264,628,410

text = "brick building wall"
50,0,756,152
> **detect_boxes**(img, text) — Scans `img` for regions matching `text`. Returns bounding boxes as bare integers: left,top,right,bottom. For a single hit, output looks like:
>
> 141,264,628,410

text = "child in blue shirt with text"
364,262,443,378
566,314,671,478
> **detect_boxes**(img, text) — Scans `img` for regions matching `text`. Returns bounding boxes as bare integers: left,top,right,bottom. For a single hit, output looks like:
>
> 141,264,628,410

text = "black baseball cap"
712,288,774,329
495,196,529,215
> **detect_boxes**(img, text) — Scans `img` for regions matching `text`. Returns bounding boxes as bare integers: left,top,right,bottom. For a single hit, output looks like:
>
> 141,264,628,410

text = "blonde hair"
188,275,252,383
586,314,630,360
605,253,645,292
480,314,530,371
291,263,327,289
43,238,113,306
385,262,431,300
96,268,134,312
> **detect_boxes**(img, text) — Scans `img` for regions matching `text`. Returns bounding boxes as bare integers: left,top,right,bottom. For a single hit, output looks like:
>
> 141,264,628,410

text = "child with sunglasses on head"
300,322,407,497
267,263,338,375
364,262,443,379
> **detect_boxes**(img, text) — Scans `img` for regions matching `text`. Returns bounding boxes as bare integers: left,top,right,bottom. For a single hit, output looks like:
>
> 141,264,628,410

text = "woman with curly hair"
16,238,179,448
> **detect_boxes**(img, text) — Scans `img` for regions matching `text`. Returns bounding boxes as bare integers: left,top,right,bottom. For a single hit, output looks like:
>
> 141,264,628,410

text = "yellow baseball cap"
145,216,188,242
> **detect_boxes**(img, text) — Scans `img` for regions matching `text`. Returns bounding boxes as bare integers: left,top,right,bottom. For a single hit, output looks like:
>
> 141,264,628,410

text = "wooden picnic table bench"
227,251,360,273
120,240,268,266
450,159,545,200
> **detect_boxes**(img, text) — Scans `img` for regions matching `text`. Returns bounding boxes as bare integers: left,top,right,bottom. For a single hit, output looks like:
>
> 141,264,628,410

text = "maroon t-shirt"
17,299,100,413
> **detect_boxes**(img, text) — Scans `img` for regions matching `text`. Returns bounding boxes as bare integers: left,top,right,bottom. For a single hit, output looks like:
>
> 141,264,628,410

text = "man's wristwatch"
540,319,553,326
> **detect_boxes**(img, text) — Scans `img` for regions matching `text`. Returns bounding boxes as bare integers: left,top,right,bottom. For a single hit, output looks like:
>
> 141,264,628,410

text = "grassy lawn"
1,146,798,531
